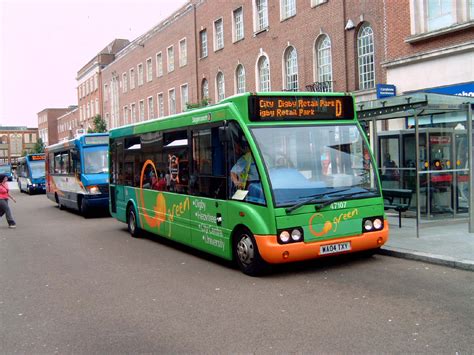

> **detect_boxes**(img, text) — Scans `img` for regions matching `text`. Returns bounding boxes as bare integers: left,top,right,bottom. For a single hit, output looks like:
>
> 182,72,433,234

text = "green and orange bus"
109,92,388,275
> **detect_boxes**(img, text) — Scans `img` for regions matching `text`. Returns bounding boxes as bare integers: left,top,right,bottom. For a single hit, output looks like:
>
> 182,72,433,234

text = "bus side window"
163,130,189,194
71,149,81,175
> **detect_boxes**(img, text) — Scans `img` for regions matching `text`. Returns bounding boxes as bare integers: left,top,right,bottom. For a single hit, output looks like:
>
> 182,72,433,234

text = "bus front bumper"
83,194,109,209
254,223,389,264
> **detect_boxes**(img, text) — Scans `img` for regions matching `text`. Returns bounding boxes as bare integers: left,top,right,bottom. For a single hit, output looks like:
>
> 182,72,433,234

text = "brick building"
57,107,80,142
102,0,391,128
37,108,72,146
77,39,130,131
0,126,39,165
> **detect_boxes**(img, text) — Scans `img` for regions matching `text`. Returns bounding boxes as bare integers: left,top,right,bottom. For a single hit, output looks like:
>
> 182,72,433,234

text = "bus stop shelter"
357,93,473,237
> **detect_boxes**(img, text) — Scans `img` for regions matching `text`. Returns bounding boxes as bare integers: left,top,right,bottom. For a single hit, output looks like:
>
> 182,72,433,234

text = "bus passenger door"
189,125,231,259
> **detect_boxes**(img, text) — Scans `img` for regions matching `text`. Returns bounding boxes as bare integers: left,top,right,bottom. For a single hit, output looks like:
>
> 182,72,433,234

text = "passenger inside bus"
230,143,264,203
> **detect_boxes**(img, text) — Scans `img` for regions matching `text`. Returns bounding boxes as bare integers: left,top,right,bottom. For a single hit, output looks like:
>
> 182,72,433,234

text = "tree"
33,138,45,153
87,115,108,133
185,97,211,111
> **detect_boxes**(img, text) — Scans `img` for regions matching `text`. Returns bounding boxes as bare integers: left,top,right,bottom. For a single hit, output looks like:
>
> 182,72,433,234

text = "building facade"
0,126,39,165
57,108,80,142
37,108,71,146
102,0,391,128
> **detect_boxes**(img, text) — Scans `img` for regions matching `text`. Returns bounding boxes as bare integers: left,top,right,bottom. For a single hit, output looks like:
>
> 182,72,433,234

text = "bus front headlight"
87,185,101,194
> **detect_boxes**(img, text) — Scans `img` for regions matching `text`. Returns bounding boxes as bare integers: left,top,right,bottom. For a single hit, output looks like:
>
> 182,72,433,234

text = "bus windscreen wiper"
285,188,352,213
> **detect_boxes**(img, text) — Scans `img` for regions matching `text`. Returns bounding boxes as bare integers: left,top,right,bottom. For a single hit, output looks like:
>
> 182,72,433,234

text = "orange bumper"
254,222,389,264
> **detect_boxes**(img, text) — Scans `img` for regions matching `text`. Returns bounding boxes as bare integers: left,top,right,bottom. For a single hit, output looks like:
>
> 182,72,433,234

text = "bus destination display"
84,136,109,146
29,155,45,161
248,95,354,121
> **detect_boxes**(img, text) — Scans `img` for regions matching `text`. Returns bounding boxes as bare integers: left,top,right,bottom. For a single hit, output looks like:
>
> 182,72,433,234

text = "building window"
157,93,164,117
427,0,454,31
123,106,129,125
255,0,269,32
214,18,224,51
200,29,208,58
236,64,246,94
233,7,244,42
311,0,328,7
316,34,333,91
179,38,187,67
169,89,176,115
130,68,135,89
284,46,298,91
146,58,153,82
167,46,175,72
258,55,270,92
281,0,296,20
95,99,99,115
122,73,128,93
147,96,154,119
201,79,209,99
180,84,189,112
138,63,144,86
131,103,136,123
104,84,108,102
156,52,163,77
216,72,225,101
139,100,145,121
357,23,375,90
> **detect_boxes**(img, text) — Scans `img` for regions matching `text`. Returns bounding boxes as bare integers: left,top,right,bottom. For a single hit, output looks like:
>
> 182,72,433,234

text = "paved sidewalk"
379,214,474,271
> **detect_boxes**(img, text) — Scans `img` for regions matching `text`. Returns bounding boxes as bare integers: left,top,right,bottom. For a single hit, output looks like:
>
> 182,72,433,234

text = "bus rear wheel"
127,206,141,238
233,229,268,276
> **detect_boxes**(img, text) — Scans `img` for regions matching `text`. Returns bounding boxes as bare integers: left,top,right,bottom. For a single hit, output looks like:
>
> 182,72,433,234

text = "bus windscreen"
248,95,354,121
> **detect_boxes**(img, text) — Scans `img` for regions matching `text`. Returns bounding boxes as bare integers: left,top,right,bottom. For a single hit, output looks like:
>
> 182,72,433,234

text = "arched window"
235,64,246,94
316,35,333,92
201,78,209,100
357,23,375,90
257,55,270,92
216,72,225,101
284,46,298,91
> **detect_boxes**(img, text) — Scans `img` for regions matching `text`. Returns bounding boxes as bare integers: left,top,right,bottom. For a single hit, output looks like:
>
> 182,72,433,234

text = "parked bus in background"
45,133,109,216
0,163,13,181
109,92,388,275
17,154,46,194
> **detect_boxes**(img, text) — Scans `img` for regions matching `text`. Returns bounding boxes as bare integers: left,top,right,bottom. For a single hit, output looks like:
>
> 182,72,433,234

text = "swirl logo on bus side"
138,159,189,236
309,208,359,237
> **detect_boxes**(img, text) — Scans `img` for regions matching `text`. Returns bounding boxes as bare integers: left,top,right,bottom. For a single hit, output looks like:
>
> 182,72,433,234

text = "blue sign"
421,82,474,97
376,84,396,99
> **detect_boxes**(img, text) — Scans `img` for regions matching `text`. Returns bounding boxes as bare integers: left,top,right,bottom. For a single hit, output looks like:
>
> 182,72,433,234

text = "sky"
0,0,187,128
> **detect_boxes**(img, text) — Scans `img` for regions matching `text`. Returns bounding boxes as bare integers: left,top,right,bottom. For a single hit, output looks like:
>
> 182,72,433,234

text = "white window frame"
254,0,269,33
214,18,224,51
284,46,298,91
130,102,136,123
233,7,244,42
280,0,296,20
167,45,175,72
235,64,246,94
257,54,271,92
130,68,135,90
168,88,176,115
139,100,145,122
146,58,153,82
180,84,189,112
200,29,208,58
311,0,328,7
157,93,164,117
123,106,129,125
216,71,225,102
156,52,163,77
316,34,333,92
201,79,209,99
122,72,128,93
147,96,154,119
179,38,187,67
357,23,375,90
137,63,144,86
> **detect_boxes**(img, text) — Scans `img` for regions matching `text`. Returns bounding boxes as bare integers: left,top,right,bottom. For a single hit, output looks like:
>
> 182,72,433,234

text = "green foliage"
87,115,108,133
185,97,211,111
33,138,45,153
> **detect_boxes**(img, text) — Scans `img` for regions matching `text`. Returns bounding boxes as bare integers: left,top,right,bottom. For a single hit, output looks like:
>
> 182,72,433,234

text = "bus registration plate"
320,242,351,255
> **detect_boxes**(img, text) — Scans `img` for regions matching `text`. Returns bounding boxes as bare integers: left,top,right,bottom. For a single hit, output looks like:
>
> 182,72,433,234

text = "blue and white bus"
45,133,109,216
0,163,13,181
17,154,46,194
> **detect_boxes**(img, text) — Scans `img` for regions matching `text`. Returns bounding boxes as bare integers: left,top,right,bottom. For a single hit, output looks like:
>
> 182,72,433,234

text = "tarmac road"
1,188,473,353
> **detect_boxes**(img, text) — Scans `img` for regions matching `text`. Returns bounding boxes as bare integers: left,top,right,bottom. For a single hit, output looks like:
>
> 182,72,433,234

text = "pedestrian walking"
0,174,16,228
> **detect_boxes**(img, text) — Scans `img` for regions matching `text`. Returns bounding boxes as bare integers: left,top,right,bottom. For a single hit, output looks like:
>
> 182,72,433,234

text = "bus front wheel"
233,229,268,276
127,207,141,238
